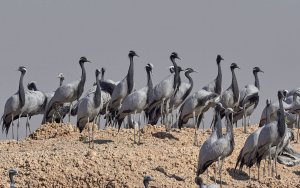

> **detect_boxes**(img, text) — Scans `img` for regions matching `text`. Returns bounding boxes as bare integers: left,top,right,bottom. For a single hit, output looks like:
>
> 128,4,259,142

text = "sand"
0,123,299,187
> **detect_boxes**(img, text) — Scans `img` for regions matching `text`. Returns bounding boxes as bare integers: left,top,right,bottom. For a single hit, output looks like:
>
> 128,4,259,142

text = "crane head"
170,52,180,60
17,66,27,73
216,54,224,63
253,67,264,73
95,69,101,77
101,67,106,74
278,90,284,100
143,175,154,186
230,63,240,70
185,68,197,73
79,56,91,64
57,73,64,79
8,169,18,176
129,50,139,58
146,63,153,73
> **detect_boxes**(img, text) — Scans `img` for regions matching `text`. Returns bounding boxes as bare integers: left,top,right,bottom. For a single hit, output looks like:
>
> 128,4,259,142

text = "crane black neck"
215,61,222,95
253,71,260,90
94,71,101,107
231,68,239,103
127,55,134,94
77,61,86,100
146,68,153,104
18,71,26,108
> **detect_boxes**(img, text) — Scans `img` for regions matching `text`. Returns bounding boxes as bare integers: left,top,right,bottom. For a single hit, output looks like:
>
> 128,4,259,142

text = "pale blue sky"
1,1,300,139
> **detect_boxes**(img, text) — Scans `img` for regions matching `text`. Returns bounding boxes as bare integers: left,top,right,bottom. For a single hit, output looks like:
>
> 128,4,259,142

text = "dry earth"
0,123,299,187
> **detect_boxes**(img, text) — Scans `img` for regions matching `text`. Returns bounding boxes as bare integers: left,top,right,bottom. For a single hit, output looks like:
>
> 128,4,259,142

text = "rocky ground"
0,123,299,187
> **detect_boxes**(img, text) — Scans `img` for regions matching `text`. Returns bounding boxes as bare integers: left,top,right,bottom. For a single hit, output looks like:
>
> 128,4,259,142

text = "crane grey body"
107,51,139,122
42,57,91,124
178,89,220,145
146,52,181,129
202,55,224,95
258,92,295,127
196,108,235,186
255,90,286,180
220,63,240,119
77,69,102,148
115,64,153,144
2,66,46,140
233,67,263,132
196,103,224,179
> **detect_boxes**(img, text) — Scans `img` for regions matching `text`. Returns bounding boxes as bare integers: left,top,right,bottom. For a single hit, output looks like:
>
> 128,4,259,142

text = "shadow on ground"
152,132,179,140
227,168,250,180
293,171,300,176
83,139,113,145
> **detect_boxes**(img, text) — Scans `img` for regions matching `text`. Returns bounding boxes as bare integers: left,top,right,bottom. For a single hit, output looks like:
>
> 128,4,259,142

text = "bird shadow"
83,139,113,145
227,168,250,180
151,132,179,140
209,177,228,186
293,171,300,176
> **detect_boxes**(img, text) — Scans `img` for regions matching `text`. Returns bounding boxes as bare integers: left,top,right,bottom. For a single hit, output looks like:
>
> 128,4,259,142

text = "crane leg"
257,162,260,181
214,161,218,183
87,117,91,148
243,106,246,133
193,111,198,146
68,102,72,123
17,115,21,141
138,113,141,145
263,159,266,176
297,115,299,143
274,146,278,177
247,115,251,127
134,111,137,144
219,159,224,188
249,167,251,179
269,145,272,176
92,118,95,149
97,114,101,130
11,114,14,140
26,115,31,136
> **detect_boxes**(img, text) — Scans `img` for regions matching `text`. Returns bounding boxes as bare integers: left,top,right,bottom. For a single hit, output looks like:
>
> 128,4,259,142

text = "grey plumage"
115,64,153,144
196,108,235,186
42,56,91,123
255,90,286,180
1,66,46,140
202,55,224,95
169,68,196,113
196,103,224,176
108,51,139,118
146,52,181,128
178,89,220,145
258,91,295,127
77,69,102,148
116,64,153,128
233,67,263,132
220,63,240,118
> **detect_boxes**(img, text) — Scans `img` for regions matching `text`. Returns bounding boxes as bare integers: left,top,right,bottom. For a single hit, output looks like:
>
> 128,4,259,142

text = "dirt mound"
0,124,299,187
29,123,76,140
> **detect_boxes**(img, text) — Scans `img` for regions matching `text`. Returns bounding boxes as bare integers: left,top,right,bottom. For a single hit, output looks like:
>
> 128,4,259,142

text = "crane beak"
193,70,198,73
260,70,264,73
135,54,139,57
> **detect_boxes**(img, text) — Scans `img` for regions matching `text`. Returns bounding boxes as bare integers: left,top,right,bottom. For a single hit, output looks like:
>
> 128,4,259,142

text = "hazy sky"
1,1,300,140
